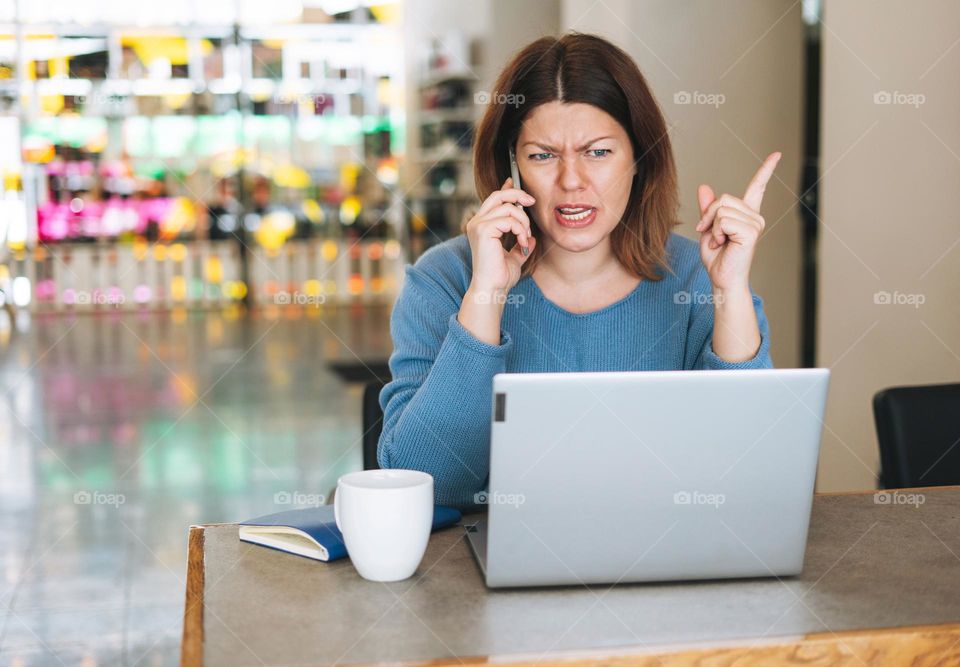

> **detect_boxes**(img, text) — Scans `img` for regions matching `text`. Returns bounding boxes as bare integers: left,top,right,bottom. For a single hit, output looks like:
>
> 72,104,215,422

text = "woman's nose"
558,158,587,191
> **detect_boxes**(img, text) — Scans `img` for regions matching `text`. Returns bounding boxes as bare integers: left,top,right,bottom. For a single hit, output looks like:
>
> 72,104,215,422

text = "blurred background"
0,0,957,664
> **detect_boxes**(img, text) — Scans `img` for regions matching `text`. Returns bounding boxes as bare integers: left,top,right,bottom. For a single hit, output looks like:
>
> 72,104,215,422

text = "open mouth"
554,205,598,227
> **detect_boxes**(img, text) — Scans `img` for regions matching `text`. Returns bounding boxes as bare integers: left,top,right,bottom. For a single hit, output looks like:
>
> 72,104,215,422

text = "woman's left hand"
695,151,781,293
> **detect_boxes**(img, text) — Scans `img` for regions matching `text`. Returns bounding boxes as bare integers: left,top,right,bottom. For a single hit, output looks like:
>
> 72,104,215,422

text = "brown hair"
473,32,679,280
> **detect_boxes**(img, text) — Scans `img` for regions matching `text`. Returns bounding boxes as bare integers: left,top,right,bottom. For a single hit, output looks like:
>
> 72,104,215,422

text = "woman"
378,33,778,510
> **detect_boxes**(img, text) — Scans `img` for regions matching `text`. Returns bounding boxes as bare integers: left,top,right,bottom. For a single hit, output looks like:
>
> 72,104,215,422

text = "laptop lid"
482,369,830,588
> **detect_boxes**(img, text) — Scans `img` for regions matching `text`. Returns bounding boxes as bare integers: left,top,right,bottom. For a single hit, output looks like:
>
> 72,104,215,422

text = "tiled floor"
0,304,393,666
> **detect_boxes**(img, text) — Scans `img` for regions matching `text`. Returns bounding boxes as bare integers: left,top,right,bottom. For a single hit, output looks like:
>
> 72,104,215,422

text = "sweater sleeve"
684,265,774,370
377,261,511,511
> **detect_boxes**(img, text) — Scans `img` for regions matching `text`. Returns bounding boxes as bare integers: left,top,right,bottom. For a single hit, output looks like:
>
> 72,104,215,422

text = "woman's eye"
588,149,611,158
529,152,553,161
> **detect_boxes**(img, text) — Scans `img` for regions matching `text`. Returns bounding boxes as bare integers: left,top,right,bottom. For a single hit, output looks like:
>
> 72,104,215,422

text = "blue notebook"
239,505,462,562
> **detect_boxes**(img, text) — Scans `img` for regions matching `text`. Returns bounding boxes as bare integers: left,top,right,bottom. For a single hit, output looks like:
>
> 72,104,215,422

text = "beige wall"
817,0,960,491
484,0,561,88
560,0,805,369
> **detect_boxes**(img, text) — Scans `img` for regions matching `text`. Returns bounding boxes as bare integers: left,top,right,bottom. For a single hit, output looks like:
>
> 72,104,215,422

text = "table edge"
342,622,960,667
181,524,206,667
816,484,959,496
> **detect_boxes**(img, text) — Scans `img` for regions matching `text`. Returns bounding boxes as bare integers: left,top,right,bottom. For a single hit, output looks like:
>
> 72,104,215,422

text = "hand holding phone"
461,150,535,299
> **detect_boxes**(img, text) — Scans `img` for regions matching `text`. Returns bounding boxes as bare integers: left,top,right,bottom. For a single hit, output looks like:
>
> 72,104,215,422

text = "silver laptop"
465,368,830,588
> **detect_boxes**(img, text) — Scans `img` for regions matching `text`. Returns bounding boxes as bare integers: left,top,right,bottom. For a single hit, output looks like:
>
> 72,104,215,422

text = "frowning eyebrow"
521,136,615,152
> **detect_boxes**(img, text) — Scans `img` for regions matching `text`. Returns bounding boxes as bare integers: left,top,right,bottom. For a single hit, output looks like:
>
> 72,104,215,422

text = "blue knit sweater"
377,232,773,510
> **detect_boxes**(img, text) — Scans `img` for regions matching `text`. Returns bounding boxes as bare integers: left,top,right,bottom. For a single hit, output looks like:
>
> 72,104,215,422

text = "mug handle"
334,484,342,531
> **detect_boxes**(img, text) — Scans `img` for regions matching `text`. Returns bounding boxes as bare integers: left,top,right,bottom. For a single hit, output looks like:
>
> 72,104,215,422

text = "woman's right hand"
464,178,537,295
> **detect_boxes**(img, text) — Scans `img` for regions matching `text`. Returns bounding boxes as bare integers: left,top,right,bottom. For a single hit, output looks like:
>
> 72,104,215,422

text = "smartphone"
509,146,522,192
508,146,528,256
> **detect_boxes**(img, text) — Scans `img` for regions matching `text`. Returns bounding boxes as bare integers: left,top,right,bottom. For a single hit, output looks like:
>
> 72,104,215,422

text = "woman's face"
516,101,637,254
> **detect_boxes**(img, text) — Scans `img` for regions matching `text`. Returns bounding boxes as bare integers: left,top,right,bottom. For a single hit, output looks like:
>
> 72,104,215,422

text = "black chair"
328,360,391,384
362,380,387,470
873,383,960,489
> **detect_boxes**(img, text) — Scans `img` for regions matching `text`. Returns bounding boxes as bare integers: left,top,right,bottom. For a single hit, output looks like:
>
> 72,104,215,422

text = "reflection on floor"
0,304,393,666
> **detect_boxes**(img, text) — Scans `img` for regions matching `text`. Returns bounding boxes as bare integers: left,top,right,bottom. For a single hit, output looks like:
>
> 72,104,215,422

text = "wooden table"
181,487,960,666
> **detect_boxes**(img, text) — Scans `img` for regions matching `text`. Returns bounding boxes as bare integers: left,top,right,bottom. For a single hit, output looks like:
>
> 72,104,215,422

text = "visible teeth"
558,208,593,221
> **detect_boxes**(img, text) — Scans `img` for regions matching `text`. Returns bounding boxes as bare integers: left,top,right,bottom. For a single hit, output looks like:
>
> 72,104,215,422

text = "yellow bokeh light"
205,256,223,284
273,164,311,189
225,280,247,301
321,240,338,262
339,196,361,225
120,36,212,66
254,210,295,252
171,275,187,301
169,243,188,263
303,279,322,297
369,4,401,23
340,163,360,191
301,199,323,224
40,94,64,115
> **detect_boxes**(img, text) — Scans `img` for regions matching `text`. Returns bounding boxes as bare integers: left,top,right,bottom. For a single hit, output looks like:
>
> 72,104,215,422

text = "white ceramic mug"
334,469,433,582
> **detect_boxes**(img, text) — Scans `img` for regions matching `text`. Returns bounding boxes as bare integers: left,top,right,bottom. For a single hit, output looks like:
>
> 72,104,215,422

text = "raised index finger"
743,151,782,211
